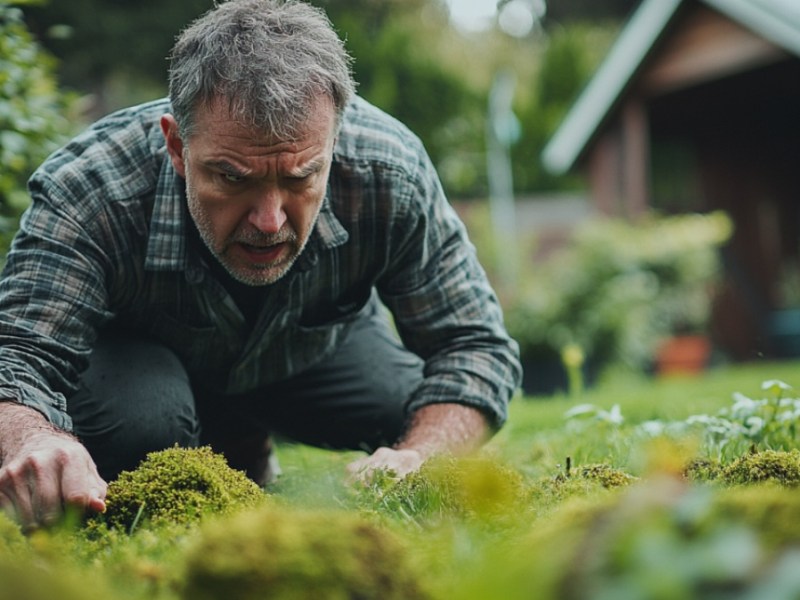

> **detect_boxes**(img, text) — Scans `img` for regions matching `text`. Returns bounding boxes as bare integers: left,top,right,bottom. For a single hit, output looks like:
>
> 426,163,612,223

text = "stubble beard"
185,173,310,287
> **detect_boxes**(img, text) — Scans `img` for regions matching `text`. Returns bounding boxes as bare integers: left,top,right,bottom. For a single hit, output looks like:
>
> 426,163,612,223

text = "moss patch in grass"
181,504,430,600
721,449,800,487
91,445,267,532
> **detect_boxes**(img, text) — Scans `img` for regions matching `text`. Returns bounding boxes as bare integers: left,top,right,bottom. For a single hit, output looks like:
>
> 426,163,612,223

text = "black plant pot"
519,351,599,397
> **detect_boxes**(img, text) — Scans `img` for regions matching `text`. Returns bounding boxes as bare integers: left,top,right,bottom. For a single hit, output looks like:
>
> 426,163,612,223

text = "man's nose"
248,188,287,234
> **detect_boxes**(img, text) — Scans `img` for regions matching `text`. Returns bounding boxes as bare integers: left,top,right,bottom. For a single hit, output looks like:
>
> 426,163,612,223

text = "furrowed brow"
203,160,248,177
289,158,326,178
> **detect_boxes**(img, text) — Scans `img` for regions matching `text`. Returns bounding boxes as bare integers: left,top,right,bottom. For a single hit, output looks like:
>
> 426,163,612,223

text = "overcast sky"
446,0,498,32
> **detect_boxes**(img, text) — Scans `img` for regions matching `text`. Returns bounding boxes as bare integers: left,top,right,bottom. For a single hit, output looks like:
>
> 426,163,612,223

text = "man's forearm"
346,403,492,481
0,400,63,463
394,403,491,459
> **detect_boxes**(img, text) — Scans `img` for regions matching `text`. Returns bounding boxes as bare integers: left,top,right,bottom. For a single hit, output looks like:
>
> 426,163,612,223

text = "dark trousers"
67,309,424,482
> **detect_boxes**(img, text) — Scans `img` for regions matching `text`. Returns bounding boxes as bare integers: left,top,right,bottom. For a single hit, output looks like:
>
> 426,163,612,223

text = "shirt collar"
144,156,188,271
294,190,350,272
144,160,349,272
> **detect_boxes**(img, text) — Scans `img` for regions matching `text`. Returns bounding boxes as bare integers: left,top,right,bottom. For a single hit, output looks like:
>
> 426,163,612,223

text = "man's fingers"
0,436,107,530
0,489,17,524
29,458,64,526
86,493,106,514
345,456,370,477
0,463,39,531
346,447,424,485
61,478,107,512
60,451,107,513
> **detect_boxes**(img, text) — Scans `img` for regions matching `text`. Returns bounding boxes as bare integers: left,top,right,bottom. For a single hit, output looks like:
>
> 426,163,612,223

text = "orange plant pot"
655,335,712,376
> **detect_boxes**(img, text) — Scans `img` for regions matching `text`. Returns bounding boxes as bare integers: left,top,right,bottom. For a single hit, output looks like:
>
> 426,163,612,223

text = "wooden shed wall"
581,3,800,359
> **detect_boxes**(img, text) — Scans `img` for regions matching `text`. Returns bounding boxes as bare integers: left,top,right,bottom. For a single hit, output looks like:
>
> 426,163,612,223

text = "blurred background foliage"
5,0,673,374
16,0,638,200
0,0,77,258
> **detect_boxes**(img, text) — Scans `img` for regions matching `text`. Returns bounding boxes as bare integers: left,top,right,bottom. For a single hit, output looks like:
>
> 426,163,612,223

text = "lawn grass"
4,358,800,600
275,357,800,501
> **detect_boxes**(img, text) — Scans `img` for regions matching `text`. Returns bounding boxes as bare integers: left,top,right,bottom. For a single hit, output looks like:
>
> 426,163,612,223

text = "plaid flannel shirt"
0,96,521,432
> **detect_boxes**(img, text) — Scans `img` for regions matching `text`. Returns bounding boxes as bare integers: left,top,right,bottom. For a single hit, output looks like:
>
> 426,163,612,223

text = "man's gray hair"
168,0,355,140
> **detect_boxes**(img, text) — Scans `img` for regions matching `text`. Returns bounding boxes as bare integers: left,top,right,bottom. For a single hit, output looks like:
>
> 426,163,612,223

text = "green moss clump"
372,454,530,524
529,463,636,516
95,446,266,532
0,537,117,600
574,463,637,488
721,449,800,486
714,484,800,550
684,457,723,482
72,521,197,598
181,505,430,600
0,563,98,600
0,511,27,558
494,476,800,600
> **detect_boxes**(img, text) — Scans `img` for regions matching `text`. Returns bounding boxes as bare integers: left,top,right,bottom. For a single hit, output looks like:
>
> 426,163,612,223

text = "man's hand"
346,403,490,484
346,447,424,482
0,402,106,531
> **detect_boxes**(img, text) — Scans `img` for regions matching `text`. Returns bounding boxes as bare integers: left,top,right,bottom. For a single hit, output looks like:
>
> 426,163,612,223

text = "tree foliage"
0,1,75,255
512,24,603,193
19,0,631,198
543,0,639,24
23,0,214,95
314,0,482,173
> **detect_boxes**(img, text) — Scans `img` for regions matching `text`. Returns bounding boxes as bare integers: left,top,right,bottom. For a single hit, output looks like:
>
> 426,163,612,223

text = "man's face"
161,97,336,286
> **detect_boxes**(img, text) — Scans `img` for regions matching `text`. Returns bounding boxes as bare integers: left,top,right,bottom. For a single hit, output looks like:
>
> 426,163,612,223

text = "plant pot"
655,335,711,377
767,308,800,358
520,352,599,397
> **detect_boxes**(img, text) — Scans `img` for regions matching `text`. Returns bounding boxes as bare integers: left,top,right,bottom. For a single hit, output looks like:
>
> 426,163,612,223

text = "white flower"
743,416,765,435
602,404,624,425
563,404,598,419
638,420,665,436
762,379,793,393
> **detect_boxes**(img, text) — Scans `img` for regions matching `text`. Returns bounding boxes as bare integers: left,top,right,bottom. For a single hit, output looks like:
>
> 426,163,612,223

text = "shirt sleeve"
0,178,114,431
376,143,522,429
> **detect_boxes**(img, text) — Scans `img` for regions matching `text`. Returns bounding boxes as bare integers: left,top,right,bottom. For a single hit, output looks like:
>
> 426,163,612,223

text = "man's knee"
69,333,199,480
265,311,424,452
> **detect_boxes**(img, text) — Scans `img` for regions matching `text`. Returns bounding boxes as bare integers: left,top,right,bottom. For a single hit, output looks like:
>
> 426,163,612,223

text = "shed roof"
541,0,800,175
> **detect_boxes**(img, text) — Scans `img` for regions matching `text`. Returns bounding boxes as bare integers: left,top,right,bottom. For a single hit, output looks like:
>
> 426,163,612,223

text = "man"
0,0,521,530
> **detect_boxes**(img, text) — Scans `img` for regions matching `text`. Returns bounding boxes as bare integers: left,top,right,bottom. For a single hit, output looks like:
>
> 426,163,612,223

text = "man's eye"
287,174,312,184
221,173,245,184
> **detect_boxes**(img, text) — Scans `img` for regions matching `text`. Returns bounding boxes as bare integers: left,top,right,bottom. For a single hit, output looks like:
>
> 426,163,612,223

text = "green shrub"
505,211,733,377
181,504,430,600
0,2,77,257
95,446,266,532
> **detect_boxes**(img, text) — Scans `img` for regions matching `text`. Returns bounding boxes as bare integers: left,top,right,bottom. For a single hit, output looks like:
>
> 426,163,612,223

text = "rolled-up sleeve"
0,181,113,431
378,146,521,429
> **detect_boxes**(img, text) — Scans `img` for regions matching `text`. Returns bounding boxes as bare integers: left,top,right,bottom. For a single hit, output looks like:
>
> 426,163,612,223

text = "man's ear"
161,114,187,178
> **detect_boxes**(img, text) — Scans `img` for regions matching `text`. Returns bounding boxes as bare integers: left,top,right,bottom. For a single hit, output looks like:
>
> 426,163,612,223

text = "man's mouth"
237,241,287,263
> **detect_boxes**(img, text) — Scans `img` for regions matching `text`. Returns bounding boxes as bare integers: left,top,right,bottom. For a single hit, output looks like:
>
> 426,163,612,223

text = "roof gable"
542,0,800,175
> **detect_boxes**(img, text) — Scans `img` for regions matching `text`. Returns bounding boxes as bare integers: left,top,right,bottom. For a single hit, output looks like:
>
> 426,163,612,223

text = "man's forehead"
191,95,336,142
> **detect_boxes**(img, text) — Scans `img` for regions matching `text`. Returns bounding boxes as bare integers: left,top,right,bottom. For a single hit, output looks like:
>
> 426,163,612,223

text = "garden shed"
542,0,800,361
